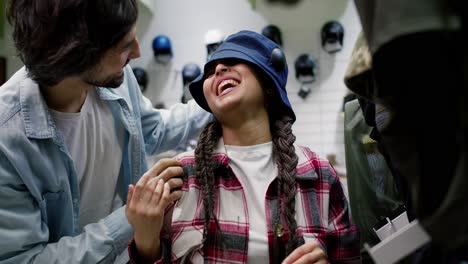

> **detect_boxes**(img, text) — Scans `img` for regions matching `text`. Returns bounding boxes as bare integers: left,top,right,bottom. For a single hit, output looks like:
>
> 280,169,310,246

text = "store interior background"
0,0,362,172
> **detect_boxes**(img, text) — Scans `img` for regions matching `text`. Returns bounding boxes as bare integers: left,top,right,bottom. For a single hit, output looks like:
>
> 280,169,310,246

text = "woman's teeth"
218,79,239,95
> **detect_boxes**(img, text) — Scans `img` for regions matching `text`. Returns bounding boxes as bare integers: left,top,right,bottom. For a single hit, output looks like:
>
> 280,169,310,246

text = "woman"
126,30,360,264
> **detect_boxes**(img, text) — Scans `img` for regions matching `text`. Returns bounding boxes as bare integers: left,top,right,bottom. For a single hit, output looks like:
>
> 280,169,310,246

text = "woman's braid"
194,121,222,243
272,115,299,255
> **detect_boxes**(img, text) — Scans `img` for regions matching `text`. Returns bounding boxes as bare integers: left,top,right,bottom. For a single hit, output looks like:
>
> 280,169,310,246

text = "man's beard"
83,59,130,88
84,72,124,88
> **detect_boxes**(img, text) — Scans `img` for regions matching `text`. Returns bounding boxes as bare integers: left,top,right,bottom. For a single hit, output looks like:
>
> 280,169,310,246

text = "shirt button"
276,224,284,237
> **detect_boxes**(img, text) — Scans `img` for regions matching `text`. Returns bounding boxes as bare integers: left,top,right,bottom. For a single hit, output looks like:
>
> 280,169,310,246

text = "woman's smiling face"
202,59,267,120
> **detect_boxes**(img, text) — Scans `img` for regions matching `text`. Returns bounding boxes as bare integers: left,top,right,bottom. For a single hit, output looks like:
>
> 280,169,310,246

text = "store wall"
0,8,24,81
0,0,362,169
133,0,362,168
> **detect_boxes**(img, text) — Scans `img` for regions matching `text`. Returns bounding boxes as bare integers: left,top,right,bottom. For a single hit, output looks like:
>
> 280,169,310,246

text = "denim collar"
19,75,54,139
18,71,124,139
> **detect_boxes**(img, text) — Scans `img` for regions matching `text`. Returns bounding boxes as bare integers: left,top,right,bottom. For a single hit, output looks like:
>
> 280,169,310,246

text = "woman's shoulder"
295,145,325,165
295,144,338,182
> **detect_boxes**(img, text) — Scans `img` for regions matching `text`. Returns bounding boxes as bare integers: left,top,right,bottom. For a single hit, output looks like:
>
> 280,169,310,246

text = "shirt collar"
210,138,230,167
19,75,55,139
212,137,318,181
18,71,125,139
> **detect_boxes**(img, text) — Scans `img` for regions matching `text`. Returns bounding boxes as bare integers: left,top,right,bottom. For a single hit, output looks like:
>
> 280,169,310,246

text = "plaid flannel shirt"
129,140,360,263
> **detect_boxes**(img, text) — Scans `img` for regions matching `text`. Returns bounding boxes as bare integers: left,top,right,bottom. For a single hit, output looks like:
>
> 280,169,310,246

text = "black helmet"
294,54,316,83
321,21,344,53
132,67,148,93
182,63,201,86
181,63,201,103
261,24,283,47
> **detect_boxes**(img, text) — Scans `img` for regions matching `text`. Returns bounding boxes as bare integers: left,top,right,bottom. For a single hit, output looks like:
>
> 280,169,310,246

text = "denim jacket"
0,66,212,263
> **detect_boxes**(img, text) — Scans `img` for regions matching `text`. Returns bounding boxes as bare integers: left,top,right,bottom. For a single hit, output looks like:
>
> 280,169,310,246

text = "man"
0,0,211,263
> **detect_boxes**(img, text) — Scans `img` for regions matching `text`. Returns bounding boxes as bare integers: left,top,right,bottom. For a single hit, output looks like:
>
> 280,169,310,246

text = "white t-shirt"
224,141,277,263
50,88,124,230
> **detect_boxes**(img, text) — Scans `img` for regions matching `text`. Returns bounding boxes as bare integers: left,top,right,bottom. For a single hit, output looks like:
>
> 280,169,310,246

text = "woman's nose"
215,63,229,75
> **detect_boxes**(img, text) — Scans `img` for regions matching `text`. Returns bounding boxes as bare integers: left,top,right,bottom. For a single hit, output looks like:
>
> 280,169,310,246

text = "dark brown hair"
7,0,138,86
194,68,299,256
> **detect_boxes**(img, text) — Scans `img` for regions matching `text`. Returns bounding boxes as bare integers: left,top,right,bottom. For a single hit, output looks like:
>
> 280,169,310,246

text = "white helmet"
204,29,224,45
204,29,224,60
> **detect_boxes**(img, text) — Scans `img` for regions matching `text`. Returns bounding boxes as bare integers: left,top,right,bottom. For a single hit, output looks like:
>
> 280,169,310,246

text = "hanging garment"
344,99,404,249
346,17,468,258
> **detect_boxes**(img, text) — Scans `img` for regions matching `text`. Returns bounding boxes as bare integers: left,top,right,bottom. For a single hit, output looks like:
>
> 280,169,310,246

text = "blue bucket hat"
189,30,295,121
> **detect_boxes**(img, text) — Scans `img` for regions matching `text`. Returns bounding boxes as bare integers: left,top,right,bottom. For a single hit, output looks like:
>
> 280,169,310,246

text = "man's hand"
125,158,184,261
282,240,328,264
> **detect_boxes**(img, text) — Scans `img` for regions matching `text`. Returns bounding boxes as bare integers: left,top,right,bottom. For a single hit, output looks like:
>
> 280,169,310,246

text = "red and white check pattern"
130,141,360,264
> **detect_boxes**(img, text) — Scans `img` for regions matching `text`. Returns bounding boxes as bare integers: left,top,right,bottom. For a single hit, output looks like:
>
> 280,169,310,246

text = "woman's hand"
282,241,328,264
125,158,184,261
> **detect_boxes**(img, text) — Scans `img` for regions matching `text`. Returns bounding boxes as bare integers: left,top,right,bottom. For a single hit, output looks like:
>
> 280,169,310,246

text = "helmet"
294,53,316,83
262,24,283,46
152,35,173,63
181,63,201,103
321,21,344,54
204,29,224,60
132,67,148,93
182,63,201,86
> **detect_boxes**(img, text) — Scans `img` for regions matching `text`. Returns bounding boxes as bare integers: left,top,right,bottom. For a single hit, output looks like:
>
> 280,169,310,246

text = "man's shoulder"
0,67,29,90
0,68,29,128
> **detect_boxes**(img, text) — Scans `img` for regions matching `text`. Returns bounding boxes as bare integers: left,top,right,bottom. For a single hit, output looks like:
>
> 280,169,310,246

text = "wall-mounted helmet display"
181,63,201,103
132,67,148,93
295,53,317,83
321,21,344,54
261,24,283,47
204,29,224,61
182,63,202,87
295,54,317,99
152,34,173,64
